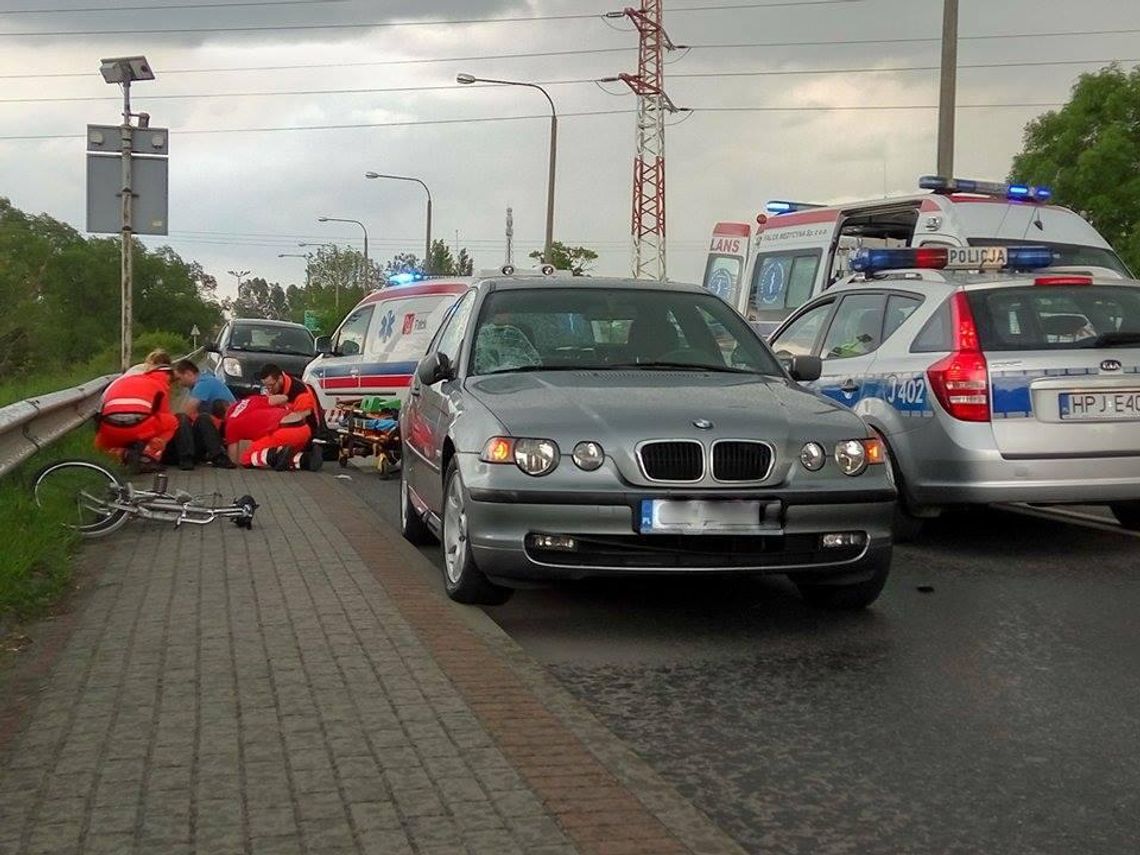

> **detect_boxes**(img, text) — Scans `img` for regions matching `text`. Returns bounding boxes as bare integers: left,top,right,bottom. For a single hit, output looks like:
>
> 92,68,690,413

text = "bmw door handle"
840,379,860,393
409,384,421,398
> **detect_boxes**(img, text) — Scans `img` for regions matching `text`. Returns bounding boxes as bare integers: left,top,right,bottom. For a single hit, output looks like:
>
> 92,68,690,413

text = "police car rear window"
966,286,1140,351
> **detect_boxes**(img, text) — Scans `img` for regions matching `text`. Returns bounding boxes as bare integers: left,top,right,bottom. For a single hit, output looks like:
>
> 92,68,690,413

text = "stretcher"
330,396,402,476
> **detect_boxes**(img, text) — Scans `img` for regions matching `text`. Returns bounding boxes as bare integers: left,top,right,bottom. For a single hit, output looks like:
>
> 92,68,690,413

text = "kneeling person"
241,364,323,471
171,359,236,470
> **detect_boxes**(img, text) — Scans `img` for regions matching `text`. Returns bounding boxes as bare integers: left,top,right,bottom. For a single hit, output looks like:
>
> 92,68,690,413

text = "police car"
706,176,1131,338
768,244,1140,535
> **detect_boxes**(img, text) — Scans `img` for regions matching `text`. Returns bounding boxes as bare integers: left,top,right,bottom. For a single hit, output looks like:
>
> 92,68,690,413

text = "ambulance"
704,176,1131,337
303,276,471,413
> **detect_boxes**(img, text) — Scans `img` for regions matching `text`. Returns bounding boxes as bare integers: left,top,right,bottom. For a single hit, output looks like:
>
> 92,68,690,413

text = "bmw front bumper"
460,481,895,584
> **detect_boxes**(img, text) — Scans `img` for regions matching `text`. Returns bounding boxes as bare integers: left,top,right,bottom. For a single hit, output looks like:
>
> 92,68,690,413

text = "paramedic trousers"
95,412,179,461
172,414,225,464
241,425,312,468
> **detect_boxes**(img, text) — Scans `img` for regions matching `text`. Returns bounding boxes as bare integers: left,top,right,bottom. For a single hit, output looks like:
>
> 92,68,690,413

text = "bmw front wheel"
440,461,512,606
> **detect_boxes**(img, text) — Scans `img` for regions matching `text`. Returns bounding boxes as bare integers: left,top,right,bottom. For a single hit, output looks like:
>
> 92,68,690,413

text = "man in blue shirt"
171,360,237,470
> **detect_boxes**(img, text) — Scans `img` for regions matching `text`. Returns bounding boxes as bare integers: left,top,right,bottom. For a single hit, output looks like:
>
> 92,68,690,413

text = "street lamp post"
99,55,156,370
299,242,342,310
457,73,556,267
364,172,432,270
318,216,369,300
228,269,250,290
277,253,311,288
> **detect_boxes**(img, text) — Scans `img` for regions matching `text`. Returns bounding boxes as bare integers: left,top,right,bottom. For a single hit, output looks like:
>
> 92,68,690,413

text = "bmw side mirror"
315,336,332,356
784,354,822,383
416,352,452,386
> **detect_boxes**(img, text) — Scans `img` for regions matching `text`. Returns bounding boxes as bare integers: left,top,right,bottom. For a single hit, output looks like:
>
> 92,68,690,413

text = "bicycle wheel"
33,460,129,538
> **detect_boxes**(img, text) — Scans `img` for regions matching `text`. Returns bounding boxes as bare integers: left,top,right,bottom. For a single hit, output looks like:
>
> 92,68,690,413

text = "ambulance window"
333,306,374,356
770,299,835,358
703,255,743,302
749,250,821,317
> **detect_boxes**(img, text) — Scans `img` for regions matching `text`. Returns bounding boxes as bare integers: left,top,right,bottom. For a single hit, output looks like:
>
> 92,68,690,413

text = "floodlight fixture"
100,55,155,85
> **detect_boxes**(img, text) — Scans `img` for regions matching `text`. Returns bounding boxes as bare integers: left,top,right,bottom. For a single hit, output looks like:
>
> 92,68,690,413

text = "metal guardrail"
0,348,205,478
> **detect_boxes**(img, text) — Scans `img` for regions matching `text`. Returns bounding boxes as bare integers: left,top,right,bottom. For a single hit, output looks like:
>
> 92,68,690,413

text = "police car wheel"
440,461,513,606
399,463,435,546
794,551,891,611
878,433,924,543
1109,501,1140,531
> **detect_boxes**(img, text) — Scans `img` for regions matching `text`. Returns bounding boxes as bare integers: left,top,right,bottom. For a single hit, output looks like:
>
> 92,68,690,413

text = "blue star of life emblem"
379,310,396,341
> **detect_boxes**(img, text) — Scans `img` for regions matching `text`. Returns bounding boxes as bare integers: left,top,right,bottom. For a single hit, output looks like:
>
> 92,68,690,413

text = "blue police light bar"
765,200,824,215
920,175,1053,203
850,245,1054,274
388,272,423,286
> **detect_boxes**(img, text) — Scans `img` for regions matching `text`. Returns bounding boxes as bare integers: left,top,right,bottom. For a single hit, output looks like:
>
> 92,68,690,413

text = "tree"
383,241,475,279
528,242,599,276
1010,64,1140,273
225,277,289,320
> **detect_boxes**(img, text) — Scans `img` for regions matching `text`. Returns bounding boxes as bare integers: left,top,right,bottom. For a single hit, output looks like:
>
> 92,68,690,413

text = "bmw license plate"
639,499,777,535
1059,390,1140,421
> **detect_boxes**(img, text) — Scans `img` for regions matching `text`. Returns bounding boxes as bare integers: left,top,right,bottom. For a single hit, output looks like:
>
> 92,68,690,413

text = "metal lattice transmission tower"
610,2,684,281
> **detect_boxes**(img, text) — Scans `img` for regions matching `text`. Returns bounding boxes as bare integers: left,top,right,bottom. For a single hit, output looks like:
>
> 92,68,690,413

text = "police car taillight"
926,292,990,423
920,175,1053,203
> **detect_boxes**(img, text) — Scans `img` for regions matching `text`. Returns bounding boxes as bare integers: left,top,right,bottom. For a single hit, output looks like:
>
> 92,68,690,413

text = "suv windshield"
229,324,315,356
967,285,1140,350
969,238,1131,278
469,287,784,377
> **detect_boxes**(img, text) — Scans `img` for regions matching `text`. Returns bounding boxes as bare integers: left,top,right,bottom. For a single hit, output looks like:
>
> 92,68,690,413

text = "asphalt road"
341,468,1140,855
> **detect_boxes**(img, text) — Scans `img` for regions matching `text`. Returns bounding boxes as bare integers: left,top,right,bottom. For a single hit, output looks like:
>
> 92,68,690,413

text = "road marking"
1002,504,1140,539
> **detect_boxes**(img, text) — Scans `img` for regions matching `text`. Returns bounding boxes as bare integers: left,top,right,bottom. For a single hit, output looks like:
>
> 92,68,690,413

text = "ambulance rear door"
702,222,752,310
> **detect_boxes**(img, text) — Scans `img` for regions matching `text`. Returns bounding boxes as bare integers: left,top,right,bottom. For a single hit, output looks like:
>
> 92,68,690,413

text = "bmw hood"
465,370,863,448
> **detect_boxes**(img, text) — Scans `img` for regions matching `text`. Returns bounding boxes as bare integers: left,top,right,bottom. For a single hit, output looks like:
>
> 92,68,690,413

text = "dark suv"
204,319,316,397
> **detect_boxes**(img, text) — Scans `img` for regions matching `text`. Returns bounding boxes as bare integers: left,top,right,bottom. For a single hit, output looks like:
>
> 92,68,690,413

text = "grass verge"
0,426,109,622
0,359,117,409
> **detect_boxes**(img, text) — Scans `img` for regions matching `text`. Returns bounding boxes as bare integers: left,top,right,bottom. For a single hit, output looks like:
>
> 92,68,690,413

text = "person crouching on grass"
240,364,324,471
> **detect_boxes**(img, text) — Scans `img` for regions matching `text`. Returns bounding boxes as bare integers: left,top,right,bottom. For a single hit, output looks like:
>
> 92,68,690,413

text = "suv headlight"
222,357,243,378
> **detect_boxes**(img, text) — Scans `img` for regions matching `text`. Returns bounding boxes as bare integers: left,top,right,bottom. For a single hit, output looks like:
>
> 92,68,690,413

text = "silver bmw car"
399,275,896,609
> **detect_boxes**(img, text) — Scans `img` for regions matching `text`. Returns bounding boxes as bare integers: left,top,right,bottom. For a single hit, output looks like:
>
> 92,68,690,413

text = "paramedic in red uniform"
241,364,323,471
223,394,286,465
95,354,179,472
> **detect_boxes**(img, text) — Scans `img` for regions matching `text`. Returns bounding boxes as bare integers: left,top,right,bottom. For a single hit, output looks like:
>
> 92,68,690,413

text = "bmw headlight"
222,357,243,378
834,438,886,476
799,442,826,471
572,441,605,471
835,440,867,476
513,438,560,476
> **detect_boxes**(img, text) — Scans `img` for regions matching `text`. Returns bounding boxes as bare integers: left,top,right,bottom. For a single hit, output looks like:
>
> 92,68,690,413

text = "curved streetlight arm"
364,172,433,267
318,216,370,300
456,74,557,264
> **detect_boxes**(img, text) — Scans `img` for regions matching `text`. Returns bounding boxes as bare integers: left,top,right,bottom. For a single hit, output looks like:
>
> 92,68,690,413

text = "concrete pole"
119,78,134,371
424,193,433,271
936,0,959,177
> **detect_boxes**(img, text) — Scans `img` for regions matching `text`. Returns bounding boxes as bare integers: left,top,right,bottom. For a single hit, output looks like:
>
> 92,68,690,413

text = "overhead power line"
0,0,862,37
0,58,1129,104
0,47,637,80
691,27,1140,50
0,0,346,13
0,101,1067,142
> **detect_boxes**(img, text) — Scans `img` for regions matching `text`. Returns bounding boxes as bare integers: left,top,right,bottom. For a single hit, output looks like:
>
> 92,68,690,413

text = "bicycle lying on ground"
33,460,259,538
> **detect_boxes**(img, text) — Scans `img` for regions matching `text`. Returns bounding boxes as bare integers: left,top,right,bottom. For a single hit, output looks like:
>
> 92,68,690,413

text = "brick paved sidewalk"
0,468,742,855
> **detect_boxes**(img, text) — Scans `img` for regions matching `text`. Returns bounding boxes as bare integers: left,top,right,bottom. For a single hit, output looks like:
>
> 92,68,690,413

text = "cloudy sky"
1,0,1137,302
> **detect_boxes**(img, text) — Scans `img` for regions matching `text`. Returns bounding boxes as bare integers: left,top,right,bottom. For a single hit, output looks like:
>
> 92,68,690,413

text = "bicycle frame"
102,484,254,527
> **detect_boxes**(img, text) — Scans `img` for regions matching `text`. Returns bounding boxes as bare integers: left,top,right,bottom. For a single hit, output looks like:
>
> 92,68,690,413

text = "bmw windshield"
469,287,784,377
